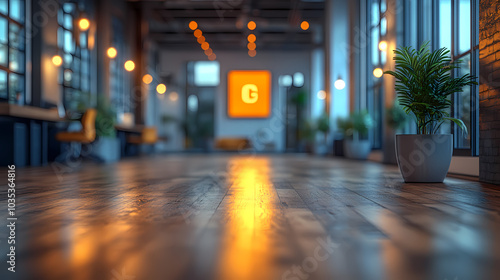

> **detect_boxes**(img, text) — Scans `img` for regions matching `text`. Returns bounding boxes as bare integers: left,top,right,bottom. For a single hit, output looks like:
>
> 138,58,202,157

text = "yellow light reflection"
216,157,275,280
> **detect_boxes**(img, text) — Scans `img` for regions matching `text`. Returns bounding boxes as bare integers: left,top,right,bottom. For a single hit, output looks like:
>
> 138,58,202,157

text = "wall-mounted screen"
194,61,220,86
227,70,271,118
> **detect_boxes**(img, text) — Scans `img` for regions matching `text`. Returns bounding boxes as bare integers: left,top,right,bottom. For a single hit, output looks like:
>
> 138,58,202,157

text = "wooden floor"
1,154,500,280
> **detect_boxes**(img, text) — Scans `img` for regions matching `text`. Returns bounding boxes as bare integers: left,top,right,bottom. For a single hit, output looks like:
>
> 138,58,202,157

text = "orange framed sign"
227,70,272,118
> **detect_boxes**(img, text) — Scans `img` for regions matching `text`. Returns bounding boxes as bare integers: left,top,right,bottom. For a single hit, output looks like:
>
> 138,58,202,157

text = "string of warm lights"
50,15,175,101
373,40,388,78
246,21,257,57
300,21,309,30
247,34,256,58
190,21,217,61
52,17,137,74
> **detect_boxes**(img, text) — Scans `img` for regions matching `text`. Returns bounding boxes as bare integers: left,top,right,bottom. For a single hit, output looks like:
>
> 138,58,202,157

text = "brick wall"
479,0,500,184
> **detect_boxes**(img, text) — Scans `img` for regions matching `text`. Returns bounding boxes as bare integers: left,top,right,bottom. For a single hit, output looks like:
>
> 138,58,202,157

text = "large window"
436,0,479,155
366,0,387,149
397,0,479,156
57,1,91,113
0,0,25,104
110,17,128,115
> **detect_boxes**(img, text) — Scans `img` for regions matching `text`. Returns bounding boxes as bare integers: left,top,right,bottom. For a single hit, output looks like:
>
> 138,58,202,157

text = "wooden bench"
214,138,252,151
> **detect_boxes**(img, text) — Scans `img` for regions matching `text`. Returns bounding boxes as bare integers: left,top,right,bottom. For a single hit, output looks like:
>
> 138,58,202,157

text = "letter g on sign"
241,84,259,104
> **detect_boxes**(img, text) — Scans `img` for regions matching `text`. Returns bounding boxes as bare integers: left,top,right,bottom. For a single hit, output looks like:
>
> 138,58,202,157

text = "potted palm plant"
92,96,120,162
384,42,477,182
314,114,330,155
338,110,373,160
298,119,316,153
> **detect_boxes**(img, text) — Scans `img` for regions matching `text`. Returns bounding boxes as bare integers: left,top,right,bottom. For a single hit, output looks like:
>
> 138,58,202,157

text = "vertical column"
133,5,145,125
324,0,350,129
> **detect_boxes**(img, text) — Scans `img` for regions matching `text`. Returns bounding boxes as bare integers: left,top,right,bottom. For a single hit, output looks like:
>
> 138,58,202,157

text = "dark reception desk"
0,103,65,167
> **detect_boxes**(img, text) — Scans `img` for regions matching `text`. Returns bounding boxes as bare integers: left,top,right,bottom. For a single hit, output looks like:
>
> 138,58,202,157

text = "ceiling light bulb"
334,78,346,90
373,68,384,78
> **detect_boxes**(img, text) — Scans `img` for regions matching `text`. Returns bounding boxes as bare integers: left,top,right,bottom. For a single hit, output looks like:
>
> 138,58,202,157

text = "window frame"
401,0,479,157
109,16,128,115
437,0,480,156
366,0,386,150
0,0,26,104
57,1,91,113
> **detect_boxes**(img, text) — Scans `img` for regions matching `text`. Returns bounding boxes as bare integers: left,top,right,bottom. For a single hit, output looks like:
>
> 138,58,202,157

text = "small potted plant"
384,42,477,182
298,119,316,153
314,114,330,155
92,96,120,162
338,110,373,160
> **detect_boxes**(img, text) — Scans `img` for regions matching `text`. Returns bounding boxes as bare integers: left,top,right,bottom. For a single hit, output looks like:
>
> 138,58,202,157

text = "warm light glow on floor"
248,50,256,57
216,158,275,280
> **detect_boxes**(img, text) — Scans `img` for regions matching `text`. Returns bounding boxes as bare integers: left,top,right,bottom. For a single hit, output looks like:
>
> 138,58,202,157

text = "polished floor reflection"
1,154,500,280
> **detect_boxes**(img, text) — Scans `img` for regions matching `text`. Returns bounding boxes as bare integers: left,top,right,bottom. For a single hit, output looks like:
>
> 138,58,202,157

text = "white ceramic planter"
91,137,120,163
395,134,453,183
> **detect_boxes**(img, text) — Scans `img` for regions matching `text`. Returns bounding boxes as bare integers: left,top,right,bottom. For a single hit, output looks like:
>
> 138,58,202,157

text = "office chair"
55,108,97,161
126,126,158,154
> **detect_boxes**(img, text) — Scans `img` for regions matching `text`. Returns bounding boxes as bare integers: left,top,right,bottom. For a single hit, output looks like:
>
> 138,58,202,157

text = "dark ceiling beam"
129,0,324,10
155,9,323,19
133,0,325,50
